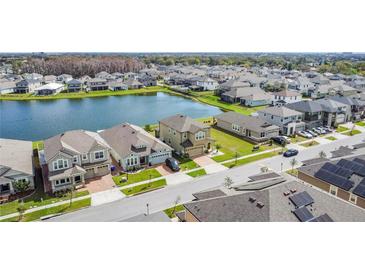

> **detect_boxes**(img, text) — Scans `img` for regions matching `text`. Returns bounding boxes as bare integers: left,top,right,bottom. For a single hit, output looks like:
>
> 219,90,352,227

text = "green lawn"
223,151,279,168
355,121,365,127
112,168,162,187
1,198,91,222
0,190,89,217
174,156,199,171
300,140,320,147
336,126,350,133
193,93,265,115
286,169,298,177
0,86,169,101
325,136,337,141
164,204,185,218
32,140,44,150
211,128,276,162
187,169,207,178
342,129,362,136
121,179,167,196
290,136,307,143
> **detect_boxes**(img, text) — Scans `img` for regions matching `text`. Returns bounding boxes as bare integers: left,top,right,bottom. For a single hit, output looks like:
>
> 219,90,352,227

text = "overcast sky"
1,0,364,52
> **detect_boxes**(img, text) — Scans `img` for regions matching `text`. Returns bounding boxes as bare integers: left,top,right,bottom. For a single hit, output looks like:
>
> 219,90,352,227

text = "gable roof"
286,101,323,113
99,123,172,158
160,114,209,133
43,130,109,162
258,106,303,117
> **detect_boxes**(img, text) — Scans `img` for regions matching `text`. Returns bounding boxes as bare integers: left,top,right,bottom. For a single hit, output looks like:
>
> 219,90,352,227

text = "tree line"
18,56,146,77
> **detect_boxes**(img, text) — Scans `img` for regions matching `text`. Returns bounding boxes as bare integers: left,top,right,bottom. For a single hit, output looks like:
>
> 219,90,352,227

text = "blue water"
0,92,222,141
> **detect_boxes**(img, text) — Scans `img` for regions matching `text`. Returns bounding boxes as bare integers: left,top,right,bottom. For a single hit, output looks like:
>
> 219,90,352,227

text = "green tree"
13,180,30,193
223,176,234,189
290,158,298,172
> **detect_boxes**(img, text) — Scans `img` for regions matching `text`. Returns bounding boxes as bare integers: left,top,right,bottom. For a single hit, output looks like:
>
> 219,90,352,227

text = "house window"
349,193,357,204
173,130,176,135
260,132,266,137
183,132,187,138
232,124,240,132
82,154,88,160
329,185,338,196
55,178,70,186
73,156,78,163
53,159,68,170
94,151,104,160
195,131,205,140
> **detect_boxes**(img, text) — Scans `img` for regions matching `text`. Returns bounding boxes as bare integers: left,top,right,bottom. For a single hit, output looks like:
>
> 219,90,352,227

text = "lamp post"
146,203,149,215
281,162,283,172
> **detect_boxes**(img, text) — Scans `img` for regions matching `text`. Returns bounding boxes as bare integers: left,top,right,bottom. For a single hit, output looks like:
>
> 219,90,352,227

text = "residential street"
48,131,365,222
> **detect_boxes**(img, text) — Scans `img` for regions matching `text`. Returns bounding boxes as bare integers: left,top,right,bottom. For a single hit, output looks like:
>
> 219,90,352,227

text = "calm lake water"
0,92,222,141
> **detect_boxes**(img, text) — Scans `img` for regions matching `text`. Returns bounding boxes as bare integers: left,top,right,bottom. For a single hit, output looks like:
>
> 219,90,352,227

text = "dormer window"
73,156,78,163
82,154,88,160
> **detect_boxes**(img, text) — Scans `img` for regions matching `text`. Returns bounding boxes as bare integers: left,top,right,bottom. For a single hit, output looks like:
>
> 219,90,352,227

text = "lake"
0,92,222,141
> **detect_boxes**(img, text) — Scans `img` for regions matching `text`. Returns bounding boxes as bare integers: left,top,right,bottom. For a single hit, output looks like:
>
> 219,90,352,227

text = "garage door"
186,147,204,157
149,153,170,165
85,168,95,179
96,165,109,176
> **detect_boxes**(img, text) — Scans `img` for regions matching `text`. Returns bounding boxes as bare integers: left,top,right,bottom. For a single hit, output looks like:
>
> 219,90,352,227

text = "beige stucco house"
158,114,214,157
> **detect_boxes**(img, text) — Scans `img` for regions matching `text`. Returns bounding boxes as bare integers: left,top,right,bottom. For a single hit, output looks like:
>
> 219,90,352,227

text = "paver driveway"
86,174,116,193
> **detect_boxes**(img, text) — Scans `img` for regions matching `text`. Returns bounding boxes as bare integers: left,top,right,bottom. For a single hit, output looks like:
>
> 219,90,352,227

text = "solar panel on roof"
293,207,314,222
334,167,353,178
315,169,353,191
337,159,365,176
310,214,333,222
353,158,365,166
289,191,314,208
321,162,339,173
352,182,365,198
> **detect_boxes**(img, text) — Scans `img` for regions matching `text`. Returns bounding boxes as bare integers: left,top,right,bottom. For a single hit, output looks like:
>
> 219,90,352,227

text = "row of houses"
0,114,216,198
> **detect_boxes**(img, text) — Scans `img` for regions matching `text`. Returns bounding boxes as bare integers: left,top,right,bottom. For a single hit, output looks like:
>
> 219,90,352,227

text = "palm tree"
319,151,327,159
290,158,298,172
17,200,26,222
223,176,234,189
172,195,181,216
215,143,221,153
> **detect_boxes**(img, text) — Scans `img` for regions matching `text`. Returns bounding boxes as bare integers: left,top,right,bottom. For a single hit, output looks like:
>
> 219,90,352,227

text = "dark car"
283,149,299,157
271,136,287,146
165,157,180,172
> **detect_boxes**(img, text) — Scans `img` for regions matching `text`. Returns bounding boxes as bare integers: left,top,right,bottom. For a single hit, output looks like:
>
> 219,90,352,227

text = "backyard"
211,128,277,162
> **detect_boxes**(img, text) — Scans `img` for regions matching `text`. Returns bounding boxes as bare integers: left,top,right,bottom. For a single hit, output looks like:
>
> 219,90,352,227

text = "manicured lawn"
112,168,162,187
211,128,276,162
187,169,207,178
1,198,91,222
355,121,365,127
0,189,89,217
174,156,199,171
32,140,44,150
193,93,265,115
300,140,320,147
336,126,350,133
121,179,166,196
290,136,307,143
342,129,362,136
164,204,185,218
223,151,279,168
325,136,337,141
0,86,169,101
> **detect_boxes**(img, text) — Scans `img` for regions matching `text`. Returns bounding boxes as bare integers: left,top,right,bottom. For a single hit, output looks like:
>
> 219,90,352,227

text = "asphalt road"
48,132,365,222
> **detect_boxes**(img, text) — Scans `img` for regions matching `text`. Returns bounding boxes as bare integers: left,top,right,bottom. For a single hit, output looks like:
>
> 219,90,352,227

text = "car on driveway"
298,131,312,138
307,130,318,137
165,157,180,172
271,136,287,145
283,149,299,157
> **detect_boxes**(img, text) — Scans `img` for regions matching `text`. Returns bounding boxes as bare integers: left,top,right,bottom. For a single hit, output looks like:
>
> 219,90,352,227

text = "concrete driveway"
91,189,125,206
193,155,217,167
165,173,192,186
204,163,229,174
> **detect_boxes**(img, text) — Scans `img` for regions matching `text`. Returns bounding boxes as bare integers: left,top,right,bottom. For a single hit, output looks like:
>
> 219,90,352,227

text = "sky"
1,0,364,52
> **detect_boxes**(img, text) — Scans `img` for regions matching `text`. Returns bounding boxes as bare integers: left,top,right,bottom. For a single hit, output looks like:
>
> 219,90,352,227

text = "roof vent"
256,201,265,208
290,189,297,194
283,191,290,196
180,114,184,118
249,196,256,203
122,124,126,127
132,131,135,134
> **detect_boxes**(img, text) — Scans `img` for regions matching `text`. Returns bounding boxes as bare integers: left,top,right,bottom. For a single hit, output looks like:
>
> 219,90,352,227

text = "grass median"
223,151,279,168
187,169,207,178
121,179,167,196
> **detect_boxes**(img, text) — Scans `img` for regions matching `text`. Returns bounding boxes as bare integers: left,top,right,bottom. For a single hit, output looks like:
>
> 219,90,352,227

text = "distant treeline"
18,56,146,77
318,61,365,76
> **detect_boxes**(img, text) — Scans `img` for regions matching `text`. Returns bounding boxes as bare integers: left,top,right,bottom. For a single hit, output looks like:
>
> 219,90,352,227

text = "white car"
280,136,291,144
298,131,312,138
307,130,318,137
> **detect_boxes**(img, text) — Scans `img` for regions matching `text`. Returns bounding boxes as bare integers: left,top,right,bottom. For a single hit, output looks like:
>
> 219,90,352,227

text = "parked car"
312,128,322,135
271,136,287,145
283,149,299,157
304,131,315,138
165,157,180,172
322,126,333,133
317,127,327,134
307,130,318,137
298,131,312,138
280,136,291,144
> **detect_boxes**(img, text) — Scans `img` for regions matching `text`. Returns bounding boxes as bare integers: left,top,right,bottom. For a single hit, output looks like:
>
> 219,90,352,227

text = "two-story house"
270,89,302,106
316,98,350,126
195,76,219,91
67,79,84,92
87,78,109,91
286,101,324,129
257,106,305,136
41,130,111,194
329,95,365,121
99,123,173,171
215,112,279,143
158,114,214,157
15,79,42,93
